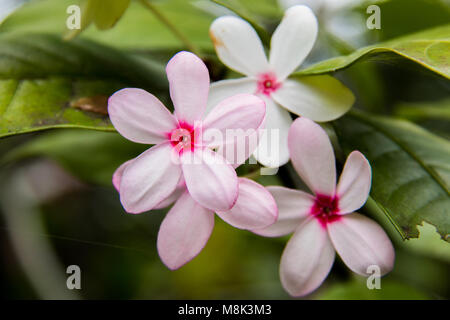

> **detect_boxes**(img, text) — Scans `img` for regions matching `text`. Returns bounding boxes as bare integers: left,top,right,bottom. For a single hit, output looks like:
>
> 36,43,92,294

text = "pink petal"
280,218,335,297
336,151,372,214
157,192,215,270
253,186,314,237
209,16,269,76
288,117,336,196
119,143,182,214
216,178,278,230
166,51,210,125
269,5,318,80
154,178,186,210
108,88,177,144
253,96,292,168
203,94,265,146
181,148,238,211
112,159,133,192
328,213,395,276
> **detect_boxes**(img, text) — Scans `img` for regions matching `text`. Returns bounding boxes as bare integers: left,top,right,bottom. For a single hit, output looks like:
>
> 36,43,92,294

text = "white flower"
208,5,354,168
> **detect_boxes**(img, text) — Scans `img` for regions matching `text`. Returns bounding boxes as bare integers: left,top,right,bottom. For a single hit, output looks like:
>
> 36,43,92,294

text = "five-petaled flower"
254,117,395,297
109,51,277,270
208,5,355,167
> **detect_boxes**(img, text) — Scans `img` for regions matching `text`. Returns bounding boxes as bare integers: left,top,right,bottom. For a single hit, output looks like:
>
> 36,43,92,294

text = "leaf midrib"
349,111,450,196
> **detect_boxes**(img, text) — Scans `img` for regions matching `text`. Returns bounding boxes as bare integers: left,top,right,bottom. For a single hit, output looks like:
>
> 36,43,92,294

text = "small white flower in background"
254,117,395,297
208,5,354,168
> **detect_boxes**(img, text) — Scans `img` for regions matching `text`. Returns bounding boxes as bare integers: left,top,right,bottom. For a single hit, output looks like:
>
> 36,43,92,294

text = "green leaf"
333,111,450,241
1,0,215,51
295,24,450,79
0,33,166,138
318,278,430,300
2,130,147,186
394,98,450,122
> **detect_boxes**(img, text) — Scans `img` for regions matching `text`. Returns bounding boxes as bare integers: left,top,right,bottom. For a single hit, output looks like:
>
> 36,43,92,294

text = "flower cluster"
109,5,395,297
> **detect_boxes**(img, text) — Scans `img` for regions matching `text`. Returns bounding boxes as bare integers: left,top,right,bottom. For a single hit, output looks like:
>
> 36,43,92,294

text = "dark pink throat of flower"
170,122,196,153
257,73,281,96
311,194,341,228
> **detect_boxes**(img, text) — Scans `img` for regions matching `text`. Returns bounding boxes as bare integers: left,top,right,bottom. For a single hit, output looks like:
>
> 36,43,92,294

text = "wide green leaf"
0,33,166,138
333,111,450,241
295,24,450,79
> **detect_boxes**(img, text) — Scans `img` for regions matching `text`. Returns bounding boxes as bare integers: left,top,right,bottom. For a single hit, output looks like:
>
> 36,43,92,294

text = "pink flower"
109,51,277,269
254,117,395,297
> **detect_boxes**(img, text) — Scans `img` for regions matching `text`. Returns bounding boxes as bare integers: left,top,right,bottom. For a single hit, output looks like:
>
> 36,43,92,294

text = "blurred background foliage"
0,0,449,299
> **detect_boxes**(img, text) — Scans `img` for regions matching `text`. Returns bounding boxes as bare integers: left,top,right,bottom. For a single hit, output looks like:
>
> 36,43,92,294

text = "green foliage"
0,33,166,138
2,130,147,186
295,24,450,79
334,111,450,241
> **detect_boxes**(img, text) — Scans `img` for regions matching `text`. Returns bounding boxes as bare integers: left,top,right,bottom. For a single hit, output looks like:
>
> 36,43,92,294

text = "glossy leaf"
295,24,450,79
333,111,450,241
0,33,166,138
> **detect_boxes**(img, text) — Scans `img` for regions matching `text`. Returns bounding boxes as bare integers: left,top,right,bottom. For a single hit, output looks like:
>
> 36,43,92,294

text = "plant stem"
139,0,201,56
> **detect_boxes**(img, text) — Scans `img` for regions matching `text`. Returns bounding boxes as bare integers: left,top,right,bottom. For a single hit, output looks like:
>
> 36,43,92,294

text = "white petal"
328,213,395,276
108,88,177,144
272,76,354,121
288,117,336,195
280,218,335,297
119,143,182,214
253,186,314,237
269,5,318,80
336,151,372,214
206,78,257,115
253,97,292,168
157,192,215,270
210,16,269,76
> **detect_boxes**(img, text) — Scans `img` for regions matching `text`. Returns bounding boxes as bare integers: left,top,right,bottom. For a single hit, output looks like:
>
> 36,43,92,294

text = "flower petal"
288,117,336,195
328,213,395,276
272,76,355,121
210,16,269,76
337,151,372,214
112,159,133,192
253,97,292,168
119,143,182,214
203,93,265,147
181,148,238,211
216,178,278,230
269,5,318,80
154,178,186,210
108,88,177,144
166,51,210,124
157,192,214,270
280,218,335,297
206,78,257,115
253,186,314,237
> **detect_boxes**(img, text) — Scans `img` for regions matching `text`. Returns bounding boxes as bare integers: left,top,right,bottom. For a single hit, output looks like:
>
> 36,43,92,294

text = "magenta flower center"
256,73,281,96
170,122,196,153
310,194,341,228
